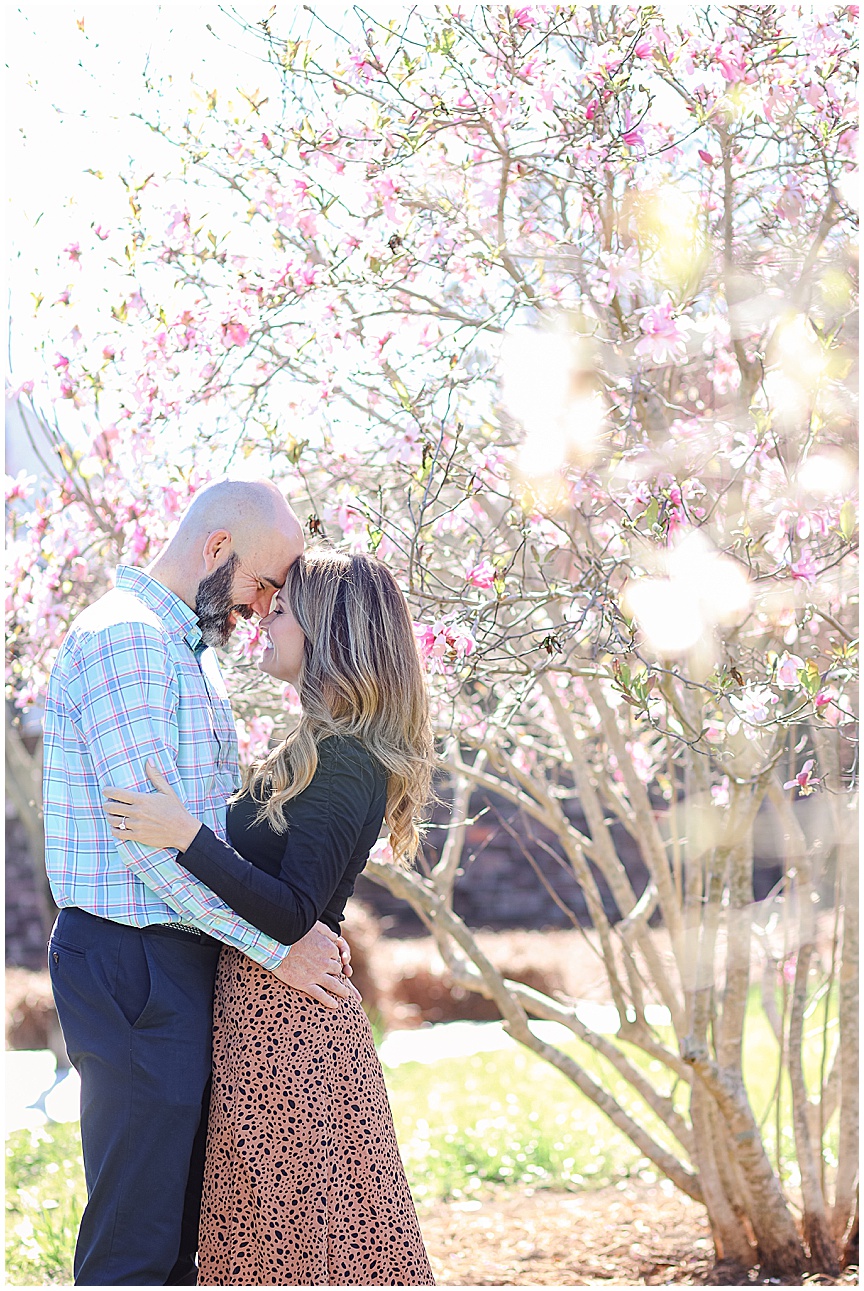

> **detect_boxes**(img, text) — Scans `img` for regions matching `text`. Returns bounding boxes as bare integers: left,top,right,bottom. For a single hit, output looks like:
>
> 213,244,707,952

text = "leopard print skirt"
197,947,435,1287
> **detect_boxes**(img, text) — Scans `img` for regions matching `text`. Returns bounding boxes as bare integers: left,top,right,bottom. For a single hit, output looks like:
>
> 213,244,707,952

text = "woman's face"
258,589,306,684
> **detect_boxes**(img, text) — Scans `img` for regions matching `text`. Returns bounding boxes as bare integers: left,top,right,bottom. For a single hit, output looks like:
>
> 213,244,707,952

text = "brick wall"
6,803,53,969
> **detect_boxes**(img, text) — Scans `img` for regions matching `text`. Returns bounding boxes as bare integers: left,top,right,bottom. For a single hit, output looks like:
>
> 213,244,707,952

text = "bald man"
43,480,354,1286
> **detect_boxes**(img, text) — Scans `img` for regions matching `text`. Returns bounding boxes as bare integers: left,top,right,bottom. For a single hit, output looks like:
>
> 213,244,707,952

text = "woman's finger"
145,761,174,794
103,786,137,804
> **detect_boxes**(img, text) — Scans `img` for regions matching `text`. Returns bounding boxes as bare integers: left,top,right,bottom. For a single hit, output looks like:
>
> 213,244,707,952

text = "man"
43,479,353,1286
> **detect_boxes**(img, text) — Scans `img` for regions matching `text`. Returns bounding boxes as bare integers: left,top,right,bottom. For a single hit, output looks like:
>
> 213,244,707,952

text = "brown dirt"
419,1181,715,1286
418,1182,860,1287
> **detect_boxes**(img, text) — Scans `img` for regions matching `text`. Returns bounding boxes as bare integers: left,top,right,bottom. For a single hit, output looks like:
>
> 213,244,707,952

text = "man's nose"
250,589,275,619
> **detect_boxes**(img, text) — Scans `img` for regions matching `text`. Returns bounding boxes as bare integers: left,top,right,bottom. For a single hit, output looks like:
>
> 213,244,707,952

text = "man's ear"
201,529,232,573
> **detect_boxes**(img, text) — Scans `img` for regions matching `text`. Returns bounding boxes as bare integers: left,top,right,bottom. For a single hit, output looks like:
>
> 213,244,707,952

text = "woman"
104,549,436,1287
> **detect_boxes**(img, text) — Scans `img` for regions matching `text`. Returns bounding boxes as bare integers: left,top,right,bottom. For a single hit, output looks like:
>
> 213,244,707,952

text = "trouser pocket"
111,930,154,1029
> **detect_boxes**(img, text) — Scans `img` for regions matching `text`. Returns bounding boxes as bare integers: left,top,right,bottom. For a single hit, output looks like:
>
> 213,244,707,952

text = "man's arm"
68,620,292,970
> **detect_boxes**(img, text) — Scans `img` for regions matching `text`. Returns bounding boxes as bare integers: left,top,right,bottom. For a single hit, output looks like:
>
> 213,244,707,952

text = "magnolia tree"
6,5,859,1280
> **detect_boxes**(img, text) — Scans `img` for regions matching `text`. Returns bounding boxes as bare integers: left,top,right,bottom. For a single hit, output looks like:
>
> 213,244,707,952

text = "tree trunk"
689,1085,755,1269
833,807,859,1243
769,781,839,1276
678,1048,806,1279
5,714,56,937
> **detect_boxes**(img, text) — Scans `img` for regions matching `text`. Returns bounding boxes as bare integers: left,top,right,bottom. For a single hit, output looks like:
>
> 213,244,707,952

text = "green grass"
5,1120,84,1287
5,994,841,1285
387,1042,644,1203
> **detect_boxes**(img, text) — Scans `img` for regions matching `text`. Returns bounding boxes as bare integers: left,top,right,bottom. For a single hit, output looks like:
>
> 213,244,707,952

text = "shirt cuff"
178,825,292,969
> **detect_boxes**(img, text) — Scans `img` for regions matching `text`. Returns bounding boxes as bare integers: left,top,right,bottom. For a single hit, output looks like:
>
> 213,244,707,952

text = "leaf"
839,500,856,541
390,375,413,412
283,435,308,465
798,659,821,696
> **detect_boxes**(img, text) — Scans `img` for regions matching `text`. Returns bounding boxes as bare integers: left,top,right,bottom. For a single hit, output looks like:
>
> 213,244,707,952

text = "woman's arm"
105,745,381,944
182,744,381,942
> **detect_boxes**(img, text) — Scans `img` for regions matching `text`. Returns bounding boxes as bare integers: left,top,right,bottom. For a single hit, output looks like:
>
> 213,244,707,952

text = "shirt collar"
115,565,204,652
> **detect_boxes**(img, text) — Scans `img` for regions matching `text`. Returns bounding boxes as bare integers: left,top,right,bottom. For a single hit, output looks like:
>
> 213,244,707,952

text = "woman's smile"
257,596,305,683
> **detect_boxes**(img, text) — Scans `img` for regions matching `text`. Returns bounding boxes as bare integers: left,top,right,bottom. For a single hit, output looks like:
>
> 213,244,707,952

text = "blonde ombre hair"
241,548,435,865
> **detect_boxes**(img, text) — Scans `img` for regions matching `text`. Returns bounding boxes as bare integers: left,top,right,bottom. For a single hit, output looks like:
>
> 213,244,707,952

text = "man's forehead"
246,529,302,586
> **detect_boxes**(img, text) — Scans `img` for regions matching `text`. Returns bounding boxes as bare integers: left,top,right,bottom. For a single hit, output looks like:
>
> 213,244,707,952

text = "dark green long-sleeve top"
180,734,388,940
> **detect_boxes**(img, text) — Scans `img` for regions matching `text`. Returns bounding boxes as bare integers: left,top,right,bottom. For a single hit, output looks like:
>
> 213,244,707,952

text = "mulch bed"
420,1181,713,1286
419,1182,859,1287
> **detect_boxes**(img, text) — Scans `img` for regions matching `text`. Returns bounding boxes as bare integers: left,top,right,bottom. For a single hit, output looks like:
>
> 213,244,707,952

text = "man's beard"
195,554,251,648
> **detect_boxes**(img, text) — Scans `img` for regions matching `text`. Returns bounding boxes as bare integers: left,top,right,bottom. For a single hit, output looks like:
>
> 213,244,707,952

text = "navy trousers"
48,908,221,1286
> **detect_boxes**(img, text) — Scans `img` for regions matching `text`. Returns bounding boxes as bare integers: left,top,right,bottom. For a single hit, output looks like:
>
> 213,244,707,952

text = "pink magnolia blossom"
281,683,302,714
91,425,120,460
581,42,625,89
348,50,374,84
368,838,395,866
620,109,645,148
634,297,690,365
783,759,820,797
415,618,477,674
8,378,35,400
775,653,805,688
5,471,36,504
235,714,276,766
711,776,730,806
464,559,497,590
221,320,250,348
790,551,817,583
64,242,81,263
128,525,149,561
713,40,749,83
814,686,853,727
727,685,779,739
776,178,805,224
294,263,320,291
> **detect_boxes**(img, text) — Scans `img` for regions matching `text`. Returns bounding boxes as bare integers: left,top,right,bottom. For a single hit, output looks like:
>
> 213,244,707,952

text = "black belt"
71,909,218,947
143,921,219,947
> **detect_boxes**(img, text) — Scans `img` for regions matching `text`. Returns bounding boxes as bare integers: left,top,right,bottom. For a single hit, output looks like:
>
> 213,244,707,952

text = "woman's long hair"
240,548,435,865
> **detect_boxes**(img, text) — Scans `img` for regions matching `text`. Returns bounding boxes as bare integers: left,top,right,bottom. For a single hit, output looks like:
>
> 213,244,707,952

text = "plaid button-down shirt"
42,565,289,969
